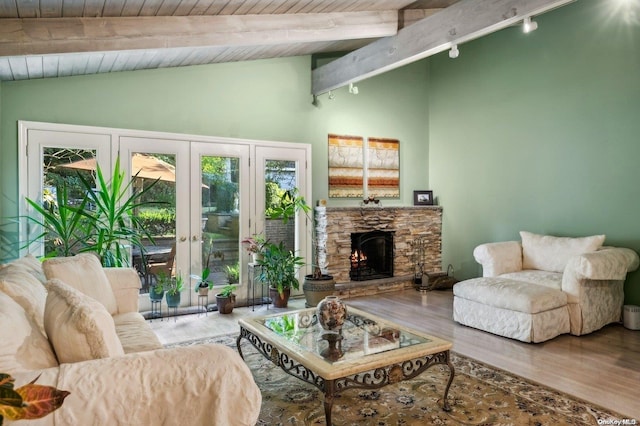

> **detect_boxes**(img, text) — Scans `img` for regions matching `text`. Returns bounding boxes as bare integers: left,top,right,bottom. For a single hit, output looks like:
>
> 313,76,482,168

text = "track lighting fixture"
449,44,459,59
328,90,335,100
523,17,538,33
349,82,359,95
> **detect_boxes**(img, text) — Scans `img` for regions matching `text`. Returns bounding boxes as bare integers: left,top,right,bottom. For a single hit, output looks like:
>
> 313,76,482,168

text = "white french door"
22,127,113,257
255,146,311,294
19,121,311,311
190,142,250,305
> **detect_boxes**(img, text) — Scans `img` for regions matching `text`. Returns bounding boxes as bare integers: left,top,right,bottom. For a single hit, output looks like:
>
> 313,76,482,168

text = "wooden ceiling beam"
312,0,575,95
0,11,398,56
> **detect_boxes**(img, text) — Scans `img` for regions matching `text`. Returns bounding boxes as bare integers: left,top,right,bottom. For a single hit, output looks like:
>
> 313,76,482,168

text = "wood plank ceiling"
0,0,576,92
0,0,460,82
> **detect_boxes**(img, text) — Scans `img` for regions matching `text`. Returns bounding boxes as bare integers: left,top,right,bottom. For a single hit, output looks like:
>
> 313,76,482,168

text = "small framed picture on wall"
413,190,434,206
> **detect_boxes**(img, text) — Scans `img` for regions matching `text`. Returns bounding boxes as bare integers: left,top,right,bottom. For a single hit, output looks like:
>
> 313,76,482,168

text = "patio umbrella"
60,154,209,188
60,153,177,183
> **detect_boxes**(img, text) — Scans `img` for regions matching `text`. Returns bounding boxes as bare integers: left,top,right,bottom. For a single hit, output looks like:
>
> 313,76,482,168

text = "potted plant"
194,267,214,296
267,188,336,307
216,284,236,314
242,234,267,263
164,273,184,308
257,241,304,308
150,278,165,302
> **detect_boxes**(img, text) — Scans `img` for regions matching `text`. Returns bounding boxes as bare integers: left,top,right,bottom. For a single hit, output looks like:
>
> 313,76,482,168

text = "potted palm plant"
194,267,214,296
257,241,304,308
216,284,236,314
267,188,335,307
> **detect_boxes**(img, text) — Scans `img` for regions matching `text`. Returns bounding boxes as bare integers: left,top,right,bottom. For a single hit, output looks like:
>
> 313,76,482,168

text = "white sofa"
0,254,261,425
453,232,639,342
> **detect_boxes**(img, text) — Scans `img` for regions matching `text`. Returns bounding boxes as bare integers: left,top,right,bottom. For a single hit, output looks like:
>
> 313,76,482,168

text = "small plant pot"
166,292,181,308
149,288,164,301
216,294,235,314
198,286,209,296
269,287,290,308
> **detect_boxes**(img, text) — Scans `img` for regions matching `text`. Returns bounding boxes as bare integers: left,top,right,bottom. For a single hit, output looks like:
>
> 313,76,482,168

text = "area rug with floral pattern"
166,335,625,425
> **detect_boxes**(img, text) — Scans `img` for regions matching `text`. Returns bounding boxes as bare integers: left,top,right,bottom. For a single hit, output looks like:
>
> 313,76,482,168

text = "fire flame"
350,250,367,267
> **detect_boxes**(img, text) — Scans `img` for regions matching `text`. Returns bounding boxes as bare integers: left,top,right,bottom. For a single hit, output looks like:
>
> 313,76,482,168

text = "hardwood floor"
151,289,640,420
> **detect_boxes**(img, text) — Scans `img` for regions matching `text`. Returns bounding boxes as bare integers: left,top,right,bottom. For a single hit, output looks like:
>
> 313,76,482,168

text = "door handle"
180,236,187,242
192,235,198,241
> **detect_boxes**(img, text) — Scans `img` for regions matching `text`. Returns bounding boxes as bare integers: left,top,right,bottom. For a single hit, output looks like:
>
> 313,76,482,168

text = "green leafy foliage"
24,156,165,267
257,241,304,296
78,157,163,267
137,208,175,236
218,284,236,298
23,185,90,258
225,262,239,284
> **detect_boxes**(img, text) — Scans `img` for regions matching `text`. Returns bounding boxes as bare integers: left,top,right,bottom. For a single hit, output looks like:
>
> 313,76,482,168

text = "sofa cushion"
0,291,58,373
499,270,563,290
0,262,49,335
45,278,124,363
43,253,118,315
113,312,162,353
454,277,568,314
520,231,605,273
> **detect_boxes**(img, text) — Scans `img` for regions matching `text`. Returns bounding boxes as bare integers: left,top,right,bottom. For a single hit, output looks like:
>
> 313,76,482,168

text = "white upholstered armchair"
471,232,639,336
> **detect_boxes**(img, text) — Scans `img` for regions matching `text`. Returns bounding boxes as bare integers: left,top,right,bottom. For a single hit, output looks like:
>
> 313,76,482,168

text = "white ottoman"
453,277,570,343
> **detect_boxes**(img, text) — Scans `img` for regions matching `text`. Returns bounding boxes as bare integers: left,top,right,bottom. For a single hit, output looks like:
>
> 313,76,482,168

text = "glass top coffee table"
237,305,454,425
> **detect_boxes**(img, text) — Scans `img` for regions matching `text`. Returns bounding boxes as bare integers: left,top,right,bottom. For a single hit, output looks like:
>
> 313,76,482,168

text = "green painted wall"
428,0,640,303
0,56,429,247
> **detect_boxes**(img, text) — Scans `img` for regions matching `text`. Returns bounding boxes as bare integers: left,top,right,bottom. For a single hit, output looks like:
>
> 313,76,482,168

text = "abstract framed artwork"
328,134,364,198
367,137,400,198
328,134,400,198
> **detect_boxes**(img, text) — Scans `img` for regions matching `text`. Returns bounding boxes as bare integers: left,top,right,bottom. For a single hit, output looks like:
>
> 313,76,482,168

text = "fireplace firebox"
350,231,394,281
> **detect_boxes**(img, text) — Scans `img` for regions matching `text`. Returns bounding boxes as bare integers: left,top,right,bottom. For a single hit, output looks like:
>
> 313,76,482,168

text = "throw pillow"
520,231,605,273
43,253,118,315
44,278,124,363
0,292,58,372
0,265,48,335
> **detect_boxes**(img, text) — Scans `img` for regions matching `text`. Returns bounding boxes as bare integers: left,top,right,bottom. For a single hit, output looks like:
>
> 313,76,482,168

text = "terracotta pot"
269,287,290,308
216,294,235,314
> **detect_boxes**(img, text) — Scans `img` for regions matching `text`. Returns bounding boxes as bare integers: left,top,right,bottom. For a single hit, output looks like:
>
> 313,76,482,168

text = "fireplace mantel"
321,206,442,284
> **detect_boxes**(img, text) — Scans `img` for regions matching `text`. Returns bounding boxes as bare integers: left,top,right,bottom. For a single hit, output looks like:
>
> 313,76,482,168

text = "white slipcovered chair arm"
564,247,640,280
473,241,523,277
103,267,141,314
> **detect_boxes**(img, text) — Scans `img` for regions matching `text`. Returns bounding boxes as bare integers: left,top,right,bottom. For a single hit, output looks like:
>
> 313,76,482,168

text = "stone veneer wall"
323,206,443,284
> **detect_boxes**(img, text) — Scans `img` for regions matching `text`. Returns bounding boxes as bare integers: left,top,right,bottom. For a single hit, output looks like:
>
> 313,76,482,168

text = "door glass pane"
265,159,297,252
201,155,240,289
130,152,177,294
37,148,97,257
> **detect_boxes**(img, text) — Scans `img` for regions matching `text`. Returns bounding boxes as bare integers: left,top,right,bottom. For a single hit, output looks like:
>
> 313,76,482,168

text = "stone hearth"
321,206,442,295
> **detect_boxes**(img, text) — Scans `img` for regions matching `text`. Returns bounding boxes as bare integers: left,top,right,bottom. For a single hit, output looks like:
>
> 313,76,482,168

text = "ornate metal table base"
237,326,455,425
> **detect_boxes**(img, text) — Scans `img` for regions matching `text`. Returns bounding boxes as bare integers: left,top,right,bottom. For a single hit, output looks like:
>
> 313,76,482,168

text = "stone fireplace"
322,206,443,285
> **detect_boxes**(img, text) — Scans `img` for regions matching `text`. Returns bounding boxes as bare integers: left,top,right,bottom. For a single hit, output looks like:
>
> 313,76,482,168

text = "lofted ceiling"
0,0,460,82
0,0,574,93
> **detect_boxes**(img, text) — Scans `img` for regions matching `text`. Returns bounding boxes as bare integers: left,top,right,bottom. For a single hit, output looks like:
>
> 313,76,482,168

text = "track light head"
349,82,359,95
449,44,459,59
523,17,538,33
